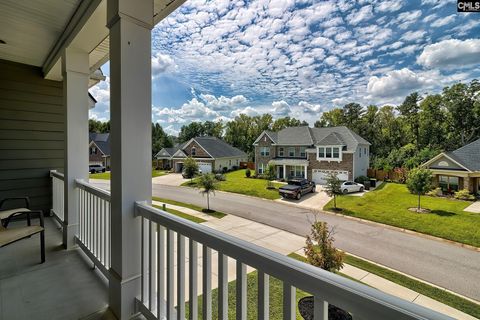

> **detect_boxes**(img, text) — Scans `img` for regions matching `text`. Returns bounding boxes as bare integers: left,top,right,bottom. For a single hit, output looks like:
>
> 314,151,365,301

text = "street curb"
345,252,480,306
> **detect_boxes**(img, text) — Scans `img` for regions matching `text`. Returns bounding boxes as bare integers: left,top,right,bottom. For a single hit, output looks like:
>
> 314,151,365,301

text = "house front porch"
269,159,309,180
431,171,480,194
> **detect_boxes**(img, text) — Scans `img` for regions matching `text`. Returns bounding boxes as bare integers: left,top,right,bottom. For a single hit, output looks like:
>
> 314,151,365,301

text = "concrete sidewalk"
163,202,477,320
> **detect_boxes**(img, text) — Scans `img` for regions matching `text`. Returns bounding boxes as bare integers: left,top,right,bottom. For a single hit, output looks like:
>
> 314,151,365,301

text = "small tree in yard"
183,157,198,181
324,173,342,210
304,221,344,272
406,168,433,211
265,163,276,189
245,168,251,178
198,173,218,211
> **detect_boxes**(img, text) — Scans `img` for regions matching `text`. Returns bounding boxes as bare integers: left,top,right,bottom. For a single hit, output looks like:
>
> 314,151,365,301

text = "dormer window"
191,147,196,156
317,146,342,161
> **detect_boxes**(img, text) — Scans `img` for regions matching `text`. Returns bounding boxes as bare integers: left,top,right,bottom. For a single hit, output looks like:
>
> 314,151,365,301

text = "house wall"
427,156,466,171
254,133,275,173
89,144,104,165
354,144,370,179
214,157,246,172
0,59,64,213
307,152,354,180
184,140,211,158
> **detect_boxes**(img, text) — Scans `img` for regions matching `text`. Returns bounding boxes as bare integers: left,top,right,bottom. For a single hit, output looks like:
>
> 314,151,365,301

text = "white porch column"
62,47,89,249
107,0,153,318
283,164,287,179
304,165,308,179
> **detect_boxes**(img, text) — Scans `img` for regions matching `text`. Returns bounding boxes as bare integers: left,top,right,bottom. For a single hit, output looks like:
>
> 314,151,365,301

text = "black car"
279,178,316,200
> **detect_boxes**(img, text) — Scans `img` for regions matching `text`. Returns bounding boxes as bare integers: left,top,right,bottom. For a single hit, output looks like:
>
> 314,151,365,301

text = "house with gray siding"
253,126,370,184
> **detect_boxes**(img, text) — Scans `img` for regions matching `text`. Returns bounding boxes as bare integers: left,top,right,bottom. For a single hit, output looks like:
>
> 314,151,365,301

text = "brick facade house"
89,132,111,169
253,126,370,184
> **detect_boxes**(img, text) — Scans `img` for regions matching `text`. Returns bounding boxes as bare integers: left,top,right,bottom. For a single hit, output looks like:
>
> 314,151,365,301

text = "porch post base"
62,223,78,249
109,270,141,320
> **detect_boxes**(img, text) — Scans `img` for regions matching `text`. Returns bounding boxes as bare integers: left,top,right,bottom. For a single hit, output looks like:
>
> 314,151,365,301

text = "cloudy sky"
90,0,480,136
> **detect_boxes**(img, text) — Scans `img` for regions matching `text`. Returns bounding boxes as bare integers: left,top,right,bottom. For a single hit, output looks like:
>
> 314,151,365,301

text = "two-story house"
89,132,111,169
253,126,370,184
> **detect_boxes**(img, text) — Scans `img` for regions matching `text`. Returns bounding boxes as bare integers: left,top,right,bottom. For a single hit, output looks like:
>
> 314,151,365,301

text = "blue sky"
89,0,480,136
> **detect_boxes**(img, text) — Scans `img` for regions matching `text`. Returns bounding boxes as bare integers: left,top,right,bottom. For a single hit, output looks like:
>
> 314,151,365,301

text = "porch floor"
0,217,111,320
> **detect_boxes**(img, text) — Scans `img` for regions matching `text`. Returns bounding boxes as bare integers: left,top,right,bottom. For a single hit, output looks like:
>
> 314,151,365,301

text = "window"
90,147,97,155
364,148,367,155
258,163,264,174
300,147,306,158
289,166,305,178
359,148,361,158
318,147,325,158
191,147,196,156
229,160,232,166
279,147,284,157
439,175,459,192
288,147,295,157
317,146,342,161
260,147,270,156
333,147,339,158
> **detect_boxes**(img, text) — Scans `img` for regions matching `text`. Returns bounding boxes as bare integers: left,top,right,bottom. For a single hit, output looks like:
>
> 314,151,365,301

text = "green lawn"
324,183,480,247
288,253,480,318
89,170,168,180
152,205,206,223
182,169,282,200
152,196,226,219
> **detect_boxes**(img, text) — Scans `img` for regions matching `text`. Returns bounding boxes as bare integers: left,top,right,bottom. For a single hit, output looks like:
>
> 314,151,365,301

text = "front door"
278,166,283,179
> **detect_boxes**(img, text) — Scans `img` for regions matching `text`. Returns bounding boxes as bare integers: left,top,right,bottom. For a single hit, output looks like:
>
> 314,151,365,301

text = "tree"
178,122,205,142
183,157,198,181
89,119,110,133
406,168,433,211
324,173,342,210
265,163,276,188
304,221,344,272
398,92,421,150
198,173,218,211
342,102,364,132
314,108,345,128
272,117,307,131
152,123,173,156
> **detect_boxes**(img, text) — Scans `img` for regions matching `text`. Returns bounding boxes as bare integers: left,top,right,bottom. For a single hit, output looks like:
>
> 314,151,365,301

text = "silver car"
341,181,364,194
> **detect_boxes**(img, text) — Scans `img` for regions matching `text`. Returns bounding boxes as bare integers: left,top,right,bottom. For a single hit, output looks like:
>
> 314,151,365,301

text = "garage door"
198,162,212,174
312,170,349,185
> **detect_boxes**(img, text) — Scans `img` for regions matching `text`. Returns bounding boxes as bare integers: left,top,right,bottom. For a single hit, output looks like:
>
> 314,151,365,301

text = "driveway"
275,188,332,210
151,173,188,186
90,181,480,301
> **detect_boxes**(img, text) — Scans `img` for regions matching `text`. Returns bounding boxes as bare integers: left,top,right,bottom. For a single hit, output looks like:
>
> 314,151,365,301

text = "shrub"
406,168,433,210
354,175,369,184
245,168,251,178
304,221,344,272
232,165,239,171
454,189,475,201
215,173,226,181
426,187,442,197
183,157,199,181
222,167,228,173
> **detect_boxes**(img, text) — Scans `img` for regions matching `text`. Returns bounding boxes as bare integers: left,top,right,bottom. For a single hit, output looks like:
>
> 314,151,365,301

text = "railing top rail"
75,179,111,201
50,170,64,180
135,202,452,320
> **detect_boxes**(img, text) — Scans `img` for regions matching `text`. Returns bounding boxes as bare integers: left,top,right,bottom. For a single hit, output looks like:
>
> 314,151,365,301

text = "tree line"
89,79,479,165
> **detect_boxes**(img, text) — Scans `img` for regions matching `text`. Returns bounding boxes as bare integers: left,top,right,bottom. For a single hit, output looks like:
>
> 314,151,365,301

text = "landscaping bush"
222,167,228,173
354,175,369,184
426,187,442,197
215,173,226,181
232,165,239,171
454,189,475,201
245,168,251,178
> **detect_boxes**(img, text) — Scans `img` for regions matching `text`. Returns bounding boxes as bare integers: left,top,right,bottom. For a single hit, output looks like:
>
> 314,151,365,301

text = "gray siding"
354,145,370,179
0,59,64,213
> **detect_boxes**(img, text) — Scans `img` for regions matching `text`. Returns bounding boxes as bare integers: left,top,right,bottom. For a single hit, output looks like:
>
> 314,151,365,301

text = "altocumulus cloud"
417,39,480,69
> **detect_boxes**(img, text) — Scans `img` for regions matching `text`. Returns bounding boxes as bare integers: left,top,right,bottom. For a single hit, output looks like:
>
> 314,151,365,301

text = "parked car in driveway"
341,181,364,194
279,178,316,200
89,164,106,173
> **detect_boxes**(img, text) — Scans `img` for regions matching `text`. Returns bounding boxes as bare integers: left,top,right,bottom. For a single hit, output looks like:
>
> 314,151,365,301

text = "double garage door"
312,169,349,185
198,162,212,174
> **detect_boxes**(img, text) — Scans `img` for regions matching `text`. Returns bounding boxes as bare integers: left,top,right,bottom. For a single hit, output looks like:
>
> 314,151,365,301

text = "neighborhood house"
422,138,480,194
254,126,370,184
89,132,111,169
155,136,247,173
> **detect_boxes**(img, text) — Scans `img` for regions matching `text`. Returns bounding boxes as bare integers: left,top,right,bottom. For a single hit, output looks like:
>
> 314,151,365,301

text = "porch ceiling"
269,159,309,166
0,0,185,81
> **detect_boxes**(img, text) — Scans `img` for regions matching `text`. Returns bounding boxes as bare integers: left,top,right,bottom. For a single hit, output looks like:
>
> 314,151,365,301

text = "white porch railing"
75,179,111,278
134,202,453,320
50,170,65,224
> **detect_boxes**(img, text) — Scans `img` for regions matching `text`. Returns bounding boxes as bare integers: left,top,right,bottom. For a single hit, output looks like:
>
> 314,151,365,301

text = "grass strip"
152,205,206,223
152,196,226,218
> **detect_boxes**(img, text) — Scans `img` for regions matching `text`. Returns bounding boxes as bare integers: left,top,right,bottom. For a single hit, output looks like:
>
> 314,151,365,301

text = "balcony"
5,172,445,320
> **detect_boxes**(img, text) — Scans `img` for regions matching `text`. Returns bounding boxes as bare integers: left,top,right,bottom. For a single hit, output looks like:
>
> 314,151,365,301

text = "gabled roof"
89,132,110,156
254,126,370,152
191,137,247,158
447,138,480,171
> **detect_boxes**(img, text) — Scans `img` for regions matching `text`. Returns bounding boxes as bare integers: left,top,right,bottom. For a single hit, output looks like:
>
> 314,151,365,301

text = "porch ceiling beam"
153,0,187,24
42,0,102,77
